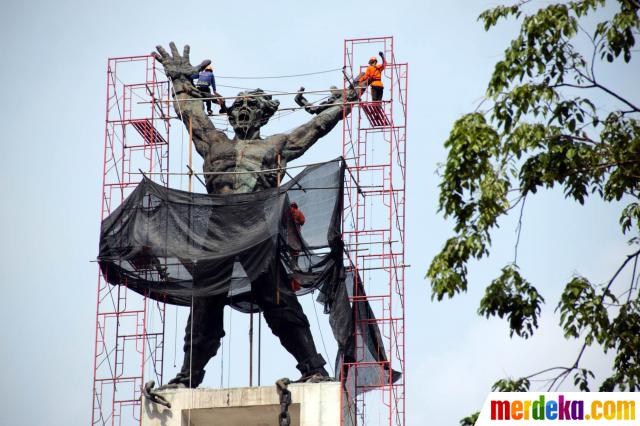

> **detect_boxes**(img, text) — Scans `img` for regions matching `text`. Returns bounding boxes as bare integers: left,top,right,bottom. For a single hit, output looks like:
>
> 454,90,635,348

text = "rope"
188,293,194,424
218,83,289,93
156,65,341,93
217,67,342,79
175,77,186,370
136,99,367,120
220,337,225,387
139,157,354,177
311,291,334,373
273,94,332,128
227,306,233,388
139,87,347,103
258,312,262,386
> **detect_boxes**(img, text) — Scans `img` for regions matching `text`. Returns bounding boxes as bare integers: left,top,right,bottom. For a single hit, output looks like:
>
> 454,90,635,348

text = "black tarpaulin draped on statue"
98,159,344,306
98,158,399,390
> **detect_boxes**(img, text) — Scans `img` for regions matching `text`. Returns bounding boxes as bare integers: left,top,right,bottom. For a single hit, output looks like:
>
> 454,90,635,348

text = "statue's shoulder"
263,133,288,148
208,129,232,143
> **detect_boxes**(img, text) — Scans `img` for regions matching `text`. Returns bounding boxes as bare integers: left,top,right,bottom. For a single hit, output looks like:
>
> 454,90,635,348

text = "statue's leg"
253,264,330,381
167,293,226,388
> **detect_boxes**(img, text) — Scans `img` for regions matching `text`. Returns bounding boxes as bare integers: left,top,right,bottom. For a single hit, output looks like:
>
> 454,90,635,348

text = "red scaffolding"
341,36,408,426
92,55,171,425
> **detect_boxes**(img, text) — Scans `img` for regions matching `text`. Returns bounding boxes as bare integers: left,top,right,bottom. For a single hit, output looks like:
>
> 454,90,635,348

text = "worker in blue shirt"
192,64,221,116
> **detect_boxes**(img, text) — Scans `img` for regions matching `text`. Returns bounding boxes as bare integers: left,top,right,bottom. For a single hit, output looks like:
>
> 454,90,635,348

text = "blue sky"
0,0,637,425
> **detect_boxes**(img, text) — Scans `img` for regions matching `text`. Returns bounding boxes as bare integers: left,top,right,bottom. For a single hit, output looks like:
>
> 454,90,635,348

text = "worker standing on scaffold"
359,51,386,102
191,64,226,116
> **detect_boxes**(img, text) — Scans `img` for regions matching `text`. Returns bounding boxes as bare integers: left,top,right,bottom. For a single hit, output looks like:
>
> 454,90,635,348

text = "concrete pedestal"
142,382,342,426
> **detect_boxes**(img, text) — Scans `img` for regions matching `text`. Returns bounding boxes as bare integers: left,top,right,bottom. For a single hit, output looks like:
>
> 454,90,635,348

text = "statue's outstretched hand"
152,42,210,80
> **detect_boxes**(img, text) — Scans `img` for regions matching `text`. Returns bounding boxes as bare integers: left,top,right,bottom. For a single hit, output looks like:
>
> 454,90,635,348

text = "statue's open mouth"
238,109,251,124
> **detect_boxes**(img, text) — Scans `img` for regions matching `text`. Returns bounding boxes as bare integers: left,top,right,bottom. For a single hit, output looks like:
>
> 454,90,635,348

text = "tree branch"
566,159,640,178
551,83,597,90
561,134,601,145
574,68,640,112
626,252,639,303
513,196,527,264
592,81,640,112
525,366,567,378
576,22,599,82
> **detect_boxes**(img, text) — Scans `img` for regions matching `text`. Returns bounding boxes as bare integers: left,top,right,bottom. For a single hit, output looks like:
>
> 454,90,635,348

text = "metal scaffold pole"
92,55,170,425
341,36,408,426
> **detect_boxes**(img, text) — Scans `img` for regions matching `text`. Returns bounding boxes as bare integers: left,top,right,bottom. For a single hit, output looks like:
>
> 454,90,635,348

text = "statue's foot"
161,369,205,389
297,372,335,383
295,354,331,383
296,365,334,383
157,382,187,391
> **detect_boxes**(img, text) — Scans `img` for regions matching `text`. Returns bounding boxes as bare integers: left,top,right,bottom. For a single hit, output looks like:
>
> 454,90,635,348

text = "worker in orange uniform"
289,202,306,291
359,51,387,101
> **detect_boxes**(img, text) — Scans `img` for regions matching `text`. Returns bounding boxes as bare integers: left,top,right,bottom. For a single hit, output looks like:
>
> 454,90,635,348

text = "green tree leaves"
596,1,640,62
438,113,505,233
557,276,616,345
492,377,531,392
459,412,480,426
428,113,509,300
599,297,640,391
620,202,640,233
428,233,488,300
479,265,544,338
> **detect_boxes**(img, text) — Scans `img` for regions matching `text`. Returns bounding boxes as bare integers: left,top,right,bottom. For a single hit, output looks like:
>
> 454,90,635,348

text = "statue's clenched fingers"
183,45,191,62
155,45,170,59
169,42,180,59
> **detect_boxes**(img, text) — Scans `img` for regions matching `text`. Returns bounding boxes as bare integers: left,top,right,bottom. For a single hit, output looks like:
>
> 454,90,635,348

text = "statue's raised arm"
282,85,359,162
152,42,229,157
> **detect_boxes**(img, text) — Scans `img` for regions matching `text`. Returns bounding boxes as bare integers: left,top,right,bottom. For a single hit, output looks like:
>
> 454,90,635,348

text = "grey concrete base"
142,382,342,426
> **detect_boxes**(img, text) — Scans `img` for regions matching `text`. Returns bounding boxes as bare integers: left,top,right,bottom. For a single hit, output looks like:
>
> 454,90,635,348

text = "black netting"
333,272,403,396
98,158,399,390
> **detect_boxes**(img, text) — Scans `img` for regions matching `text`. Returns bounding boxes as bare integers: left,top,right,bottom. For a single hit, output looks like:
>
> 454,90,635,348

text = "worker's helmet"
369,56,377,63
290,202,298,209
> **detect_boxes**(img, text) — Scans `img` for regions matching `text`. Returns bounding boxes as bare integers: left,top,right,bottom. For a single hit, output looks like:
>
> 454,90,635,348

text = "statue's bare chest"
205,138,279,171
202,137,284,194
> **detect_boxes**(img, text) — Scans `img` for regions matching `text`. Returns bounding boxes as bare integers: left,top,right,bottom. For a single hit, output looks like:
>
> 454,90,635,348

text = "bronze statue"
150,42,358,389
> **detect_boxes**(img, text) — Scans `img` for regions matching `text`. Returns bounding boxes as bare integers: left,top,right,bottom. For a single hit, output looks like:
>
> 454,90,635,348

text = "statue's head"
227,89,280,140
